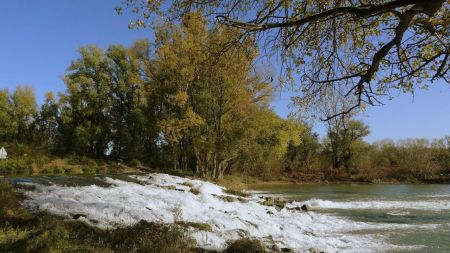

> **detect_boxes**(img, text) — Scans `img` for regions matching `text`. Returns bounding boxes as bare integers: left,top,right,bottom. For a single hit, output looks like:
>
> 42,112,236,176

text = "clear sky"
1,1,449,143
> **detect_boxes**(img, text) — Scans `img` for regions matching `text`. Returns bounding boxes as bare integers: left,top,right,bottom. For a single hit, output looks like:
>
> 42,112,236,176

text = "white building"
0,147,7,159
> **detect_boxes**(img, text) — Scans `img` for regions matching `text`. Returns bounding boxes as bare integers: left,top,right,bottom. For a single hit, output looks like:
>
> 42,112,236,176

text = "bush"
81,165,99,174
129,159,142,167
224,239,267,253
0,159,32,175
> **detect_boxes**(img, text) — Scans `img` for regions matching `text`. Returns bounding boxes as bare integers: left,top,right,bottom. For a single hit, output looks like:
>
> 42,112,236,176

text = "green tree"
10,85,37,142
285,126,321,175
35,92,59,149
0,89,15,142
106,42,152,161
234,108,303,178
59,46,112,157
324,119,370,175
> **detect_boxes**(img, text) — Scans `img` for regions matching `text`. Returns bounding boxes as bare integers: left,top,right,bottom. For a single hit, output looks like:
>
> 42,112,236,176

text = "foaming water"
294,198,450,211
251,183,450,252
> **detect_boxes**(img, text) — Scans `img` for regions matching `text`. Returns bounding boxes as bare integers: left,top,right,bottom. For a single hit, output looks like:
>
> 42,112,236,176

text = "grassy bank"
1,147,448,187
0,154,143,177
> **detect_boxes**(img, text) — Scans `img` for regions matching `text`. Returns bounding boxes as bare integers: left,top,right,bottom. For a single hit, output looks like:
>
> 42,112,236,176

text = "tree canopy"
118,0,449,118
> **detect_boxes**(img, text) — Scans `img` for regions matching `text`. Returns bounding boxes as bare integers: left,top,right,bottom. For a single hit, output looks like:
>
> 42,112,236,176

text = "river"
250,183,450,252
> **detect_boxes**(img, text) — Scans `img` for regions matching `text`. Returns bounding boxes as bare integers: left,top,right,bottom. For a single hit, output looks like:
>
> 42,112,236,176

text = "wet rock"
281,247,295,253
301,204,320,211
72,214,87,219
274,199,287,210
261,197,274,206
261,197,287,210
237,197,249,203
219,195,237,202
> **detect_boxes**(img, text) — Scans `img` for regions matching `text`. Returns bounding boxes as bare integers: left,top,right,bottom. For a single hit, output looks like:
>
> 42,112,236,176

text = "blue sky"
1,1,449,143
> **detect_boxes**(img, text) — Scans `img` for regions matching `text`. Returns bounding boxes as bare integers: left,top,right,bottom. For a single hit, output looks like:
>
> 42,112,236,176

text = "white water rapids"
18,173,447,252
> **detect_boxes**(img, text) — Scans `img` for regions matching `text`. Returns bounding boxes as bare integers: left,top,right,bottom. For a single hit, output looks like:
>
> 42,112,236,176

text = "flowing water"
12,175,450,252
250,183,450,252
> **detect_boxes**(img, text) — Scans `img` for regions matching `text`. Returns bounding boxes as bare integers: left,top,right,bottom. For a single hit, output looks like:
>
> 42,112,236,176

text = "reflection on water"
250,183,450,252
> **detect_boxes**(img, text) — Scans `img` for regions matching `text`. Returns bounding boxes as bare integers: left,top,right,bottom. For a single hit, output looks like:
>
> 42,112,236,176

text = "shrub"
129,159,142,167
81,165,99,174
189,187,200,195
53,167,63,174
0,159,32,175
224,239,267,253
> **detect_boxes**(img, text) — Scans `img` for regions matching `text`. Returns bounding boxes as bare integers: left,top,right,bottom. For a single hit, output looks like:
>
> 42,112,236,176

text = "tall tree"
151,13,283,178
0,89,15,142
35,92,59,149
59,46,112,157
325,118,370,174
10,85,37,142
106,42,154,161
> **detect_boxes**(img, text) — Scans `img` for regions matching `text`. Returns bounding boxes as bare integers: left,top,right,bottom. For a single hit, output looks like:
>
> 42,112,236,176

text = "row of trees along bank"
1,14,449,181
0,14,303,179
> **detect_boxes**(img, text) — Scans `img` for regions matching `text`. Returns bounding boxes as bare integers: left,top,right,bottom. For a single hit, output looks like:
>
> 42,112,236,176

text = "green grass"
0,154,143,177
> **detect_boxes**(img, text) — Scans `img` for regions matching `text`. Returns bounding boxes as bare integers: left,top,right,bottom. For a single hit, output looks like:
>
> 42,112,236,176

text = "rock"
261,197,287,210
287,206,302,212
281,247,295,252
301,204,319,211
274,198,287,209
301,204,309,211
308,247,324,253
72,214,87,219
266,210,274,215
261,197,274,206
287,204,319,212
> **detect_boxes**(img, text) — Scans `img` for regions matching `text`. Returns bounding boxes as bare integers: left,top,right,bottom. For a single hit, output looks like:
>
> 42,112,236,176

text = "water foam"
292,198,450,211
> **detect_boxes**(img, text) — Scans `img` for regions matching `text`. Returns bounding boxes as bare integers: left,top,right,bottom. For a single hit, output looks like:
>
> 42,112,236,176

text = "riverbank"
1,154,449,187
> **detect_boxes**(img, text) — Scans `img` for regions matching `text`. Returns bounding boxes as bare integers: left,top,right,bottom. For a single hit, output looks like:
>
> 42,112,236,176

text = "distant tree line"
285,126,450,182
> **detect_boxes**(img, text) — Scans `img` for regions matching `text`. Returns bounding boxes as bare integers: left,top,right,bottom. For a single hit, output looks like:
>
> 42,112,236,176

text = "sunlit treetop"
117,0,450,119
